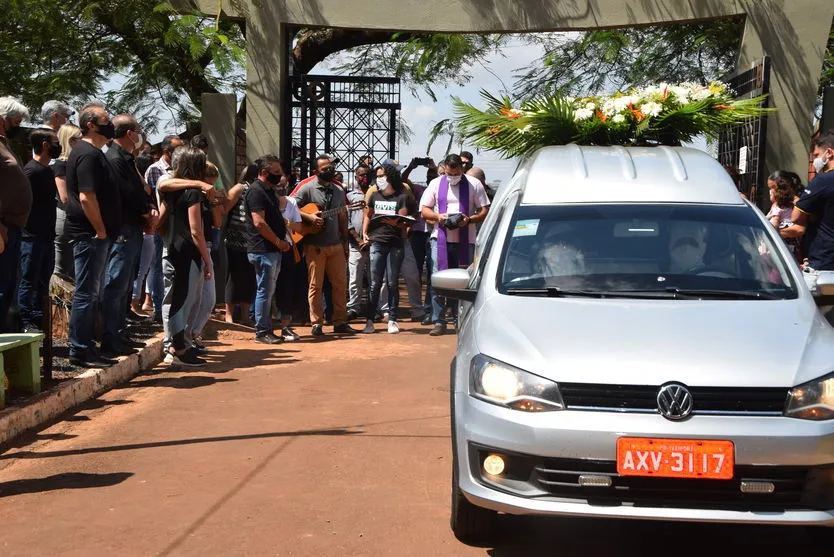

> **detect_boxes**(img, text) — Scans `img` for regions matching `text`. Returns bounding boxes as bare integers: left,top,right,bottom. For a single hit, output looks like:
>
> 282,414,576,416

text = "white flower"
585,102,596,111
612,95,637,112
640,102,663,117
612,114,626,124
573,108,594,121
519,124,532,134
669,86,691,104
690,86,712,101
601,98,617,116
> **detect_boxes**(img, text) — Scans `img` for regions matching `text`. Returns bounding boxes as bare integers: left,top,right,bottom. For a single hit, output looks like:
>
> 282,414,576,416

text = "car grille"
533,458,809,510
559,383,789,415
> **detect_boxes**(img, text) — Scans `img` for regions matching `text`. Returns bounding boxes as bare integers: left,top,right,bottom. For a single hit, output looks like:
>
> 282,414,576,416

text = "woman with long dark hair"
161,147,212,367
361,164,412,334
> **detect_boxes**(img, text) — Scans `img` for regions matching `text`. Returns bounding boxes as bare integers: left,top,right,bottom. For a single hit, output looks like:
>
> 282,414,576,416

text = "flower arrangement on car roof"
453,82,773,157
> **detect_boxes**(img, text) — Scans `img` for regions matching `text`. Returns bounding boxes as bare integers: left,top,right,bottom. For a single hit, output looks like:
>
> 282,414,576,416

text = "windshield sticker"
514,219,540,237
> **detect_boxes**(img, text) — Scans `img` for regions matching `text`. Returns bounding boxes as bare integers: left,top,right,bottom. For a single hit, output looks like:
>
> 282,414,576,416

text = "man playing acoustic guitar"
293,155,358,336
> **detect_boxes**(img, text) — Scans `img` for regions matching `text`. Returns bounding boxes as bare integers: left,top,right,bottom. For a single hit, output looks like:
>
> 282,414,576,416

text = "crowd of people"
0,96,494,370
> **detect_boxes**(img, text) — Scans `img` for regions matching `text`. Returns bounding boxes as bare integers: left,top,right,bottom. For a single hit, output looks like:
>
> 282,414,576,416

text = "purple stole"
437,175,471,271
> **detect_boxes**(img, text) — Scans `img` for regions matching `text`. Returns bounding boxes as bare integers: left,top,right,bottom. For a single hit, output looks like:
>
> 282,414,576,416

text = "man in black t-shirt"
18,129,60,332
245,156,289,344
100,114,154,358
782,134,834,269
65,104,121,369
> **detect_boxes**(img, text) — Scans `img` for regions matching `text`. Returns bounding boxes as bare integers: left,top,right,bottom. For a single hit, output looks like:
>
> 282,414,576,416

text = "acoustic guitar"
292,200,366,244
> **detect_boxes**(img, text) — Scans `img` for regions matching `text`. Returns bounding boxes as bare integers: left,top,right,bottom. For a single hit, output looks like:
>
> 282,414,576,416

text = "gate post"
245,12,288,160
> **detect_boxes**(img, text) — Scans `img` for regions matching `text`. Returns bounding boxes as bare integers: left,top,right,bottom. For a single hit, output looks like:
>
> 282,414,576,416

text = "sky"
135,34,711,186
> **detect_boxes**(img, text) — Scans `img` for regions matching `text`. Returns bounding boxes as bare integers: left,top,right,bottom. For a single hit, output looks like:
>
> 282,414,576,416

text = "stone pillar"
245,10,287,160
201,93,236,189
740,3,834,177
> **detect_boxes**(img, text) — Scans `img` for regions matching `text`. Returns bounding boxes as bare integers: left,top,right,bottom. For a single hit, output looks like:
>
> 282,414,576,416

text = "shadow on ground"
0,472,133,498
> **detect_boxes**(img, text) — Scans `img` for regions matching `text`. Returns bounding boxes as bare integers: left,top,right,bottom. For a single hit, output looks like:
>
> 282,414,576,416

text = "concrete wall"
192,0,834,178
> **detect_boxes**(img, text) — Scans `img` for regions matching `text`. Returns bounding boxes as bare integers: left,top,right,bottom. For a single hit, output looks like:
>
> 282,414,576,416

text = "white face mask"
813,153,830,174
376,177,389,189
447,174,462,186
133,132,144,150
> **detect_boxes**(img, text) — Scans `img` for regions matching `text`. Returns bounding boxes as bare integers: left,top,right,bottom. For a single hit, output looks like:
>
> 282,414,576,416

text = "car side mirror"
432,268,477,302
815,271,834,297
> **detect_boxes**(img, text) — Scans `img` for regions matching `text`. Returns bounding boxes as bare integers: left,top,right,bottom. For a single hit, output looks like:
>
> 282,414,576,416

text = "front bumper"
456,392,834,525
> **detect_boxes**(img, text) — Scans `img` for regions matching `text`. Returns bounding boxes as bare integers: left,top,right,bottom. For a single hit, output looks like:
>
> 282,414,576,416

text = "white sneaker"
163,353,174,364
387,321,400,334
362,319,375,334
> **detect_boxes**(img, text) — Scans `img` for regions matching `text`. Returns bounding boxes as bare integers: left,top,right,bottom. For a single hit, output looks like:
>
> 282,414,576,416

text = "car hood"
473,294,834,388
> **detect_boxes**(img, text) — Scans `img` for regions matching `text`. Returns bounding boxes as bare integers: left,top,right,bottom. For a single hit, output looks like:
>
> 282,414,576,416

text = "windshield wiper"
626,287,784,300
505,288,676,299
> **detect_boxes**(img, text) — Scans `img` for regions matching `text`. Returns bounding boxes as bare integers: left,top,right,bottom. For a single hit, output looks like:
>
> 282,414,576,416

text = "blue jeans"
248,252,281,336
69,235,111,359
0,221,21,332
149,232,165,313
102,225,143,347
18,234,55,328
368,243,404,322
430,239,474,326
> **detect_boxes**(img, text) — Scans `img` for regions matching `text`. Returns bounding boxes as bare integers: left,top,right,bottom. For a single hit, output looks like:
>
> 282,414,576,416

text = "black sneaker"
255,332,283,344
311,324,324,337
346,310,358,321
421,314,433,326
152,311,163,324
191,342,209,354
281,327,300,341
101,342,138,358
126,310,150,324
21,324,42,334
69,356,114,369
172,350,206,368
120,336,146,349
333,323,358,334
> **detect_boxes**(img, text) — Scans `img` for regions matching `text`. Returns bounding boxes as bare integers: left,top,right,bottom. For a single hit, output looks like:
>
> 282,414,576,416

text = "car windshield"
499,204,798,300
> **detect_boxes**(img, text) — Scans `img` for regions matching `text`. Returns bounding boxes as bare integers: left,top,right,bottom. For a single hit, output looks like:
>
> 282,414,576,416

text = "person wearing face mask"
65,104,124,368
420,153,490,336
0,96,32,331
99,114,154,358
274,170,304,341
346,164,372,320
244,155,290,344
40,100,74,133
293,154,357,336
17,129,60,333
361,164,413,334
781,133,834,271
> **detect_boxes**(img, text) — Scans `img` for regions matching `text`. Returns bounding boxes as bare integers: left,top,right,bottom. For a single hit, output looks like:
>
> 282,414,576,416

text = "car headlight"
785,372,834,420
470,354,564,412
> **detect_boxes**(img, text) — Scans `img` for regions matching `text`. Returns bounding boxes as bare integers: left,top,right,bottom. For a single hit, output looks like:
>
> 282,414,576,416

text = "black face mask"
318,169,335,182
97,122,115,140
266,172,282,185
48,142,62,159
5,122,21,139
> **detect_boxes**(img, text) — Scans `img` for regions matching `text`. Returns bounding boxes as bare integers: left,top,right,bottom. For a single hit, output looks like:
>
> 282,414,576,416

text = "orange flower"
487,126,501,136
715,104,734,110
629,103,645,121
596,110,607,123
500,107,523,119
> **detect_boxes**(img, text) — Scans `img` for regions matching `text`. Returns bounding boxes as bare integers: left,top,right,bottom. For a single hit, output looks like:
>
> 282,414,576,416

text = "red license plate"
616,437,734,480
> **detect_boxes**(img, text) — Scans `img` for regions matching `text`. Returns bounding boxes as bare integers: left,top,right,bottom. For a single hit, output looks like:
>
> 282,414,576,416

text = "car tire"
449,356,497,543
450,462,497,543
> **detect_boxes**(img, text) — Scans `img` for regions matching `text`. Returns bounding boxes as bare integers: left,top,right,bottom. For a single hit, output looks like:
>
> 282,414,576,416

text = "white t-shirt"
419,175,490,244
280,196,302,243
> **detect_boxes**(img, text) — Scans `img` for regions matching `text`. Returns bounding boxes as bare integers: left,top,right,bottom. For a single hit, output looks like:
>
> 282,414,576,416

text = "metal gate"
284,75,401,178
718,56,771,209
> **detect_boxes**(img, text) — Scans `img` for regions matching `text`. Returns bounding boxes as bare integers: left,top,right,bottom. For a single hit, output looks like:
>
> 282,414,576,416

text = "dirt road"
0,322,828,556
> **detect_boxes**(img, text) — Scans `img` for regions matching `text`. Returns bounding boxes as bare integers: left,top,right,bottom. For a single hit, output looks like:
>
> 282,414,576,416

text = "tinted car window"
500,204,797,299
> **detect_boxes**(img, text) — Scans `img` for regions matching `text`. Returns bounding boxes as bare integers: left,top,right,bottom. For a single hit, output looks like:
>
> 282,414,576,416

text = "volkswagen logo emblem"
656,383,694,421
